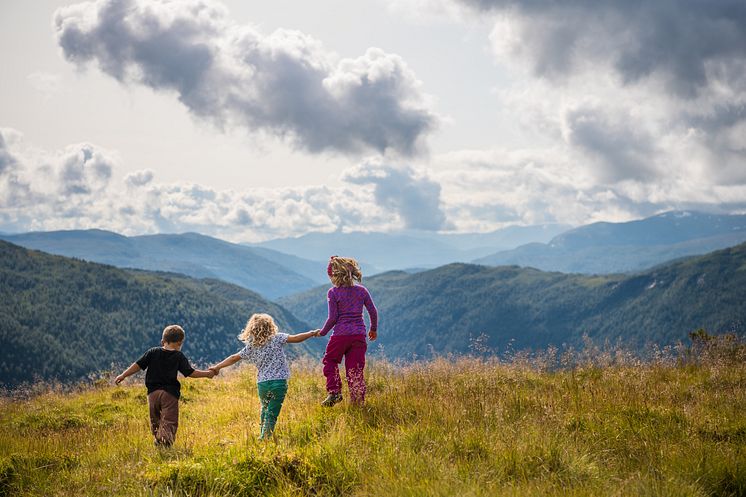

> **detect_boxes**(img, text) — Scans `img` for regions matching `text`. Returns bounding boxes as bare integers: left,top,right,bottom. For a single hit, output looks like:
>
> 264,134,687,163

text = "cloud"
0,128,118,214
2,131,745,238
57,145,113,195
125,169,154,188
53,0,437,156
464,1,746,98
0,131,423,239
428,0,746,188
343,159,450,230
0,133,17,176
431,148,746,231
564,106,659,183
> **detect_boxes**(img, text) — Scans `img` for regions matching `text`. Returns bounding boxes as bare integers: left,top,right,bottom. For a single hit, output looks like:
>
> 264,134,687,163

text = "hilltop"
0,348,744,496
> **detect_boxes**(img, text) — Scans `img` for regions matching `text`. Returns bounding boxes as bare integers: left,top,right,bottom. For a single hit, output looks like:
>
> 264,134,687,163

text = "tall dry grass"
1,336,745,496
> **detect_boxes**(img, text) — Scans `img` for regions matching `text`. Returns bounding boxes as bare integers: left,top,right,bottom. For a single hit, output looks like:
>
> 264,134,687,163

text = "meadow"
1,337,745,496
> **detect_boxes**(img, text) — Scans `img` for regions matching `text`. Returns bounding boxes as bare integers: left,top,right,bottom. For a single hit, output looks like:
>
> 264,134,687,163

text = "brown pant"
148,390,179,446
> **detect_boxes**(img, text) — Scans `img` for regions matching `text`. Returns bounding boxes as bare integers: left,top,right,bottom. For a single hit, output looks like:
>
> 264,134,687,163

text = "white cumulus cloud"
53,0,437,157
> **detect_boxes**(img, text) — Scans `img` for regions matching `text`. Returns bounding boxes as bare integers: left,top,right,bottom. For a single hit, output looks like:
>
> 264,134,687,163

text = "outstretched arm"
115,363,141,385
189,369,216,379
287,329,320,343
210,353,242,374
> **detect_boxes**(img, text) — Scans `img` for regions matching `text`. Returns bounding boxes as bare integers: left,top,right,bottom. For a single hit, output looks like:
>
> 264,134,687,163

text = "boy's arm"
209,353,242,374
287,330,320,343
115,363,141,385
189,369,216,379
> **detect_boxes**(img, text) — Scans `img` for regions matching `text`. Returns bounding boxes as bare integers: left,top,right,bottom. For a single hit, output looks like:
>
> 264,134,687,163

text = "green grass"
1,356,745,496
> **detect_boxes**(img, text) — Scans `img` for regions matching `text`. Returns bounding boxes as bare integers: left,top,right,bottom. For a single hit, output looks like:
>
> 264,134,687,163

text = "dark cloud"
58,144,113,195
0,133,17,175
565,107,658,182
460,0,746,98
450,0,746,185
0,130,35,208
125,169,154,188
343,160,449,230
54,0,436,156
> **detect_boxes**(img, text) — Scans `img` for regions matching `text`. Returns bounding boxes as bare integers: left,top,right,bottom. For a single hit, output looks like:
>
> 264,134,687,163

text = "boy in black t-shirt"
115,325,215,446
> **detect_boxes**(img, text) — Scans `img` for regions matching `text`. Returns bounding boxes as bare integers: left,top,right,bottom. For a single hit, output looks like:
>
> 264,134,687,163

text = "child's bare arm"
115,363,141,385
287,330,320,343
189,369,216,379
209,353,242,374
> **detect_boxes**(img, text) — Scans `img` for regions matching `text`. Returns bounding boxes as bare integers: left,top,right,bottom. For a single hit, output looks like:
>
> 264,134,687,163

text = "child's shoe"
321,393,343,407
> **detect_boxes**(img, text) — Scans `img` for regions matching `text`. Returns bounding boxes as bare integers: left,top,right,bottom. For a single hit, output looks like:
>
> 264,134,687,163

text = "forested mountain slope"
281,242,746,357
0,241,321,387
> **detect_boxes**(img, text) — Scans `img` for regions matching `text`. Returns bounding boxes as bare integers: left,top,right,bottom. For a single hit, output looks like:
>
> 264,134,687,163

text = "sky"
1,0,745,242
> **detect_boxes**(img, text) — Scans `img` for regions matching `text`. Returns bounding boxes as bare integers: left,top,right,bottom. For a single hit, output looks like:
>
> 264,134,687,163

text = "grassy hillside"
0,348,744,496
0,241,322,387
280,243,746,357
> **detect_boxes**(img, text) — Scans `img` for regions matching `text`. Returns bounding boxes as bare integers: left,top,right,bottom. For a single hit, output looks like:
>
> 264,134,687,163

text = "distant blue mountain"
0,230,326,299
253,224,569,272
475,211,746,274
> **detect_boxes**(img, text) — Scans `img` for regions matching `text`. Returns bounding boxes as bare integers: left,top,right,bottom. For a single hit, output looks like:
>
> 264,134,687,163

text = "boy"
115,324,215,447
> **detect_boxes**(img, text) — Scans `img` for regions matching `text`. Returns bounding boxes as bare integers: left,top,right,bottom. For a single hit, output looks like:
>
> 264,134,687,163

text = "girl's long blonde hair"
238,313,278,347
328,256,363,287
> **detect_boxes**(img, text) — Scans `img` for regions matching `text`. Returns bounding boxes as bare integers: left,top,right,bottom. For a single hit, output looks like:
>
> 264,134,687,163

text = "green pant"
257,379,288,439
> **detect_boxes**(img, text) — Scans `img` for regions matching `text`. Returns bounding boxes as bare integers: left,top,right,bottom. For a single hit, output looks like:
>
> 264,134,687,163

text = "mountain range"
476,211,746,274
280,241,746,358
2,232,745,386
0,230,326,299
252,224,570,271
0,240,322,388
3,212,745,304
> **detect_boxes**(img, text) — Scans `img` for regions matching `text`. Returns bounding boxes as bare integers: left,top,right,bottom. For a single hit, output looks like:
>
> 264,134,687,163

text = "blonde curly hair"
327,256,363,287
238,313,278,347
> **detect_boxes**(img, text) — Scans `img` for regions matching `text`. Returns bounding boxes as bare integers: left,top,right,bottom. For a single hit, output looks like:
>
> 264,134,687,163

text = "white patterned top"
238,333,290,382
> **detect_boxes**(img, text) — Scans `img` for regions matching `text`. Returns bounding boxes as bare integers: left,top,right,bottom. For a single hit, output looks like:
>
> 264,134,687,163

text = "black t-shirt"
136,347,196,399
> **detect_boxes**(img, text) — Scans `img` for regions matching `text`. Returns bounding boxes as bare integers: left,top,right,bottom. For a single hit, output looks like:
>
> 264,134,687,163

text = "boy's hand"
368,329,377,341
312,329,321,337
115,374,125,385
209,367,220,377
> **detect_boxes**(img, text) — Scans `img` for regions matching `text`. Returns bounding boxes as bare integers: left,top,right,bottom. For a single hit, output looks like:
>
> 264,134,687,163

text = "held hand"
368,329,377,341
209,367,220,377
312,329,321,337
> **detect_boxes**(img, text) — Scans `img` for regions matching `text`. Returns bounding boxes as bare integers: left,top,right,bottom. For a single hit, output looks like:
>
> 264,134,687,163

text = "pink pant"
323,334,367,403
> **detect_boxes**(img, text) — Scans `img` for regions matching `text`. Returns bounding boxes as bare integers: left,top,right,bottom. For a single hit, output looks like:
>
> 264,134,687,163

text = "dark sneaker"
321,393,343,407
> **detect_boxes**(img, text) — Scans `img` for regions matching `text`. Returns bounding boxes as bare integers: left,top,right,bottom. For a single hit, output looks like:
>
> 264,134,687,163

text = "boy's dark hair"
162,325,185,344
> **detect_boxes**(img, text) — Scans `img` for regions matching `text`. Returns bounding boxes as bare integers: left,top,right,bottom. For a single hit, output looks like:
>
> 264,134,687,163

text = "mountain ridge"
0,229,325,299
0,240,322,388
280,241,746,358
476,211,746,274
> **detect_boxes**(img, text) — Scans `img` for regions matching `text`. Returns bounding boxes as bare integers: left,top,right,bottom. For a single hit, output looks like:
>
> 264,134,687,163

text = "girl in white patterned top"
210,313,319,439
